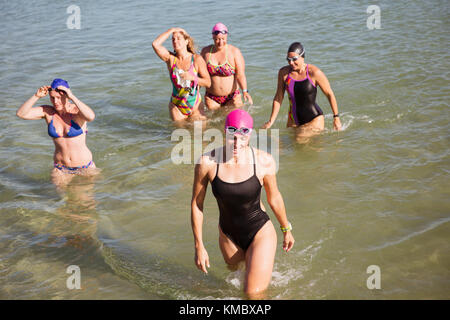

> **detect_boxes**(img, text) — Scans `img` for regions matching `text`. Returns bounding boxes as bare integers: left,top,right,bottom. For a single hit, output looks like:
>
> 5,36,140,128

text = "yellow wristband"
280,222,292,233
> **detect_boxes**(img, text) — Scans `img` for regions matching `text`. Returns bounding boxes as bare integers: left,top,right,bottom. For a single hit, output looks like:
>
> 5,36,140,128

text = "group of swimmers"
15,23,342,299
152,23,341,135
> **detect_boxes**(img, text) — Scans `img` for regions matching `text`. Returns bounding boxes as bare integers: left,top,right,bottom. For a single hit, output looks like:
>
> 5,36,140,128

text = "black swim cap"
287,42,305,57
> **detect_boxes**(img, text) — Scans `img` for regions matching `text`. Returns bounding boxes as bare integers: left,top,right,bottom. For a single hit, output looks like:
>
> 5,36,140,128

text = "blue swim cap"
50,78,70,89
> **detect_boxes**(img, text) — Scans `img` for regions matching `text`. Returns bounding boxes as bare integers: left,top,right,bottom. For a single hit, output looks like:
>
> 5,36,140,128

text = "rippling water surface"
0,0,449,299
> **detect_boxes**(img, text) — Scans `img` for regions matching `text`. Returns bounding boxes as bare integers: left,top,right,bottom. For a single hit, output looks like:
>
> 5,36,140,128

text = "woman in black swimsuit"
263,42,342,142
191,109,294,299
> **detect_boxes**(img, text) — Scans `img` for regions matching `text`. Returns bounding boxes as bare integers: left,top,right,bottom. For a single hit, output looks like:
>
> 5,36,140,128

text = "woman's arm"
192,54,211,88
263,68,286,129
233,46,253,104
152,28,179,63
57,86,95,122
16,86,50,120
262,153,295,252
312,65,342,131
200,46,211,64
191,156,211,273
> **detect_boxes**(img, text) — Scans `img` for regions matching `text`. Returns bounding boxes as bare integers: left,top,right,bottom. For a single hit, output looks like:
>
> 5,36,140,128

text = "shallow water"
0,0,449,299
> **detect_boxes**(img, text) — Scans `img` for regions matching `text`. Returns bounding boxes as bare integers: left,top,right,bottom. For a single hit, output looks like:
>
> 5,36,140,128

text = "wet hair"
287,42,305,58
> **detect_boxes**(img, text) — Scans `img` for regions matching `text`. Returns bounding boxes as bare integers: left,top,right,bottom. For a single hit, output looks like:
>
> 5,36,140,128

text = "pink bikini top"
207,45,236,77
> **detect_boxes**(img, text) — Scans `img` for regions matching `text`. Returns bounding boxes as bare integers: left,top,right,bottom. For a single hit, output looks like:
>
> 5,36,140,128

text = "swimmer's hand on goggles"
35,86,51,98
48,87,67,95
53,86,75,100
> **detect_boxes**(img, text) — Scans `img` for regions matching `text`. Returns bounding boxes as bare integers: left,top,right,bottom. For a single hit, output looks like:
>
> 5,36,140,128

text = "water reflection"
49,173,101,251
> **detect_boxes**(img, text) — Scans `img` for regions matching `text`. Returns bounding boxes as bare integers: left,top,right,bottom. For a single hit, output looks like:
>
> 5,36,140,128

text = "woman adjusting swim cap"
16,78,97,188
50,78,70,90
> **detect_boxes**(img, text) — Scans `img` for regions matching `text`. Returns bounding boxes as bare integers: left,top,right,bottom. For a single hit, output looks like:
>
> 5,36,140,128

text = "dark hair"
287,42,305,58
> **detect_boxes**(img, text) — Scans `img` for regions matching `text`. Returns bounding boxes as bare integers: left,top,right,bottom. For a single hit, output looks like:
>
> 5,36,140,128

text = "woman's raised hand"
56,85,74,100
171,27,187,35
35,86,51,98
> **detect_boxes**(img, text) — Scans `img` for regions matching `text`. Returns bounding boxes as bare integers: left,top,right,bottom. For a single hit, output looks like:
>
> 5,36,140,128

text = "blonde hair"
173,31,197,55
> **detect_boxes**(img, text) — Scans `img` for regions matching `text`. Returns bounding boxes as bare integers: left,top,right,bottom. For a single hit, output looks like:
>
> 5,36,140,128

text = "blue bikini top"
48,115,84,138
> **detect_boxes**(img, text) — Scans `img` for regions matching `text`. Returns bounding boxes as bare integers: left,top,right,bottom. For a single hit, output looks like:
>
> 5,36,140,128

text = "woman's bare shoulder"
254,148,275,168
201,45,213,56
307,64,322,75
41,105,56,115
199,148,221,166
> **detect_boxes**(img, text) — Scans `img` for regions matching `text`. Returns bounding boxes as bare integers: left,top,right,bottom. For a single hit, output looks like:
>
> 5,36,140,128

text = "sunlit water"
0,0,449,299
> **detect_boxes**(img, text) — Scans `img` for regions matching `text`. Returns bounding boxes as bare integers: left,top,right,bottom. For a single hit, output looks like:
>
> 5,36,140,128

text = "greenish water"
0,0,449,299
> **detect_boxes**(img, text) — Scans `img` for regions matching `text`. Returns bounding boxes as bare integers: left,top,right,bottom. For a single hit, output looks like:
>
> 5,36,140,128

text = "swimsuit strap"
189,54,198,88
173,54,195,70
215,148,221,179
189,54,197,76
224,45,229,64
286,66,296,82
215,160,220,179
208,45,229,66
286,71,292,82
208,46,214,63
251,147,256,176
171,56,177,70
173,55,197,75
306,64,315,87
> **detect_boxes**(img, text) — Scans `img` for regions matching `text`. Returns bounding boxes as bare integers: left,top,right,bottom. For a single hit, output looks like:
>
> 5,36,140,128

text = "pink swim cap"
212,22,228,33
225,109,253,129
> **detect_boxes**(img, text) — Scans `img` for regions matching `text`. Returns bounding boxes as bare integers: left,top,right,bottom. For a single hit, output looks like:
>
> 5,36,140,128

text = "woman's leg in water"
205,94,222,111
51,161,99,190
225,91,243,108
190,100,207,121
218,226,245,270
244,221,277,299
295,115,324,144
169,101,206,123
168,102,189,122
51,168,75,190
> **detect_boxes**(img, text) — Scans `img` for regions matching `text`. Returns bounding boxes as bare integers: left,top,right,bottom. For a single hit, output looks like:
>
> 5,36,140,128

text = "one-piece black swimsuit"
285,64,324,126
211,147,270,251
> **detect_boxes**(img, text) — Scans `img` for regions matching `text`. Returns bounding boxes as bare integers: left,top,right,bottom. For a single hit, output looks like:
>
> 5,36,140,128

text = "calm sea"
0,0,449,299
